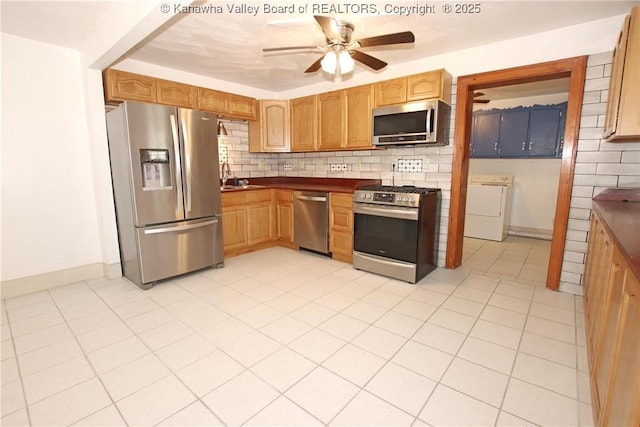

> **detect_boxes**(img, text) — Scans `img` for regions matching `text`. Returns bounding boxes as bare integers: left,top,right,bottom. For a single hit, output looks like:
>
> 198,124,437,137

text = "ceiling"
1,1,636,92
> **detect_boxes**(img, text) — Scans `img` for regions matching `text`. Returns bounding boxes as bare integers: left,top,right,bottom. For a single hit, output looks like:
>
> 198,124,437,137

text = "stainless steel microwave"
372,100,451,146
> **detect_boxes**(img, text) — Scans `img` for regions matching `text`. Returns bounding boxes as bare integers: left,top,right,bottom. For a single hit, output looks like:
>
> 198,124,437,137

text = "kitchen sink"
221,184,265,191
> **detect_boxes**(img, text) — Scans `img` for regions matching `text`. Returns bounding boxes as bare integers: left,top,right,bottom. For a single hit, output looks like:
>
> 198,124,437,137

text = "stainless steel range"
353,185,441,283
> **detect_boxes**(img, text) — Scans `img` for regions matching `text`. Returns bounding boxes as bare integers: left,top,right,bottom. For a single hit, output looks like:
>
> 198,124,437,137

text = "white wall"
1,33,103,281
469,159,561,236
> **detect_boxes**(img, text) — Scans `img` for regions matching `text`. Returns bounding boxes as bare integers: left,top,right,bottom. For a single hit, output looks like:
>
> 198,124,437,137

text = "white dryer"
464,175,514,241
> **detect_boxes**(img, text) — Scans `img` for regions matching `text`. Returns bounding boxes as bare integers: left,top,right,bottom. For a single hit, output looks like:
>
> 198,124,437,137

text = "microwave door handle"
426,107,432,139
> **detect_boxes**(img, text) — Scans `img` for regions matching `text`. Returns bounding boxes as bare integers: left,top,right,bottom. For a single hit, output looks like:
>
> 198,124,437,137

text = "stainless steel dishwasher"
293,191,330,255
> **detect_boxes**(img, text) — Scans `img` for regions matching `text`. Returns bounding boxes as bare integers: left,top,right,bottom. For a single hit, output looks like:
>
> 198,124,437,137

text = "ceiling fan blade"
356,31,415,48
474,99,491,104
351,50,387,71
474,92,486,97
314,15,339,40
304,57,324,73
263,46,321,52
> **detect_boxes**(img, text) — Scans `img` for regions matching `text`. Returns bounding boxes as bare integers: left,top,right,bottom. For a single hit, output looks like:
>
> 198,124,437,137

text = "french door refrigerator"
106,101,223,289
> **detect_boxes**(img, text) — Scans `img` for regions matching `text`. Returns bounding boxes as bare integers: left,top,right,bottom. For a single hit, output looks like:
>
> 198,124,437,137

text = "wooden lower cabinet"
330,193,354,263
275,190,294,245
221,190,275,256
584,211,640,426
221,205,248,250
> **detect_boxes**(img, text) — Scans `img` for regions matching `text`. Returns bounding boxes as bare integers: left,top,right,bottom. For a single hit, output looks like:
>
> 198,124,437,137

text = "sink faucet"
221,162,232,187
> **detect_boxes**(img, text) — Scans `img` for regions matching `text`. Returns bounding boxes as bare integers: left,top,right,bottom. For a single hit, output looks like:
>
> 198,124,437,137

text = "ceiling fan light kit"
320,48,355,74
263,15,415,76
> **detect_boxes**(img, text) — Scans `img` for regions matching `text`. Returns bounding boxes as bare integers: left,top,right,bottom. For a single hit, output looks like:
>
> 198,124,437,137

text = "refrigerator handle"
144,218,218,235
169,115,184,211
180,120,192,212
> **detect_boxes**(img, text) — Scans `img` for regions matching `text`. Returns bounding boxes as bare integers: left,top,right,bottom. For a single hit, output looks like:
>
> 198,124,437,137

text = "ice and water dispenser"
140,149,171,190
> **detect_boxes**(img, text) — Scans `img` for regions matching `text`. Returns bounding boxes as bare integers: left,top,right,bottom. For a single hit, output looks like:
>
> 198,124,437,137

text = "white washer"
465,175,514,241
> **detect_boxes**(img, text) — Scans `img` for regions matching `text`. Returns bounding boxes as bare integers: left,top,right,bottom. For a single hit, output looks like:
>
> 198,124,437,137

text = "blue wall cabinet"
471,102,567,159
471,111,501,157
497,109,530,157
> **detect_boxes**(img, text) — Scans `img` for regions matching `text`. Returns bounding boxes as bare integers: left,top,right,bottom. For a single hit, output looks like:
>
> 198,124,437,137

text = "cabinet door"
345,85,374,149
318,91,345,150
375,77,407,106
228,94,257,120
471,111,501,158
197,88,228,114
156,79,197,108
527,106,562,157
604,14,631,139
498,109,530,158
255,100,290,152
592,248,626,415
407,71,442,102
276,191,294,243
247,201,274,245
290,95,318,152
104,69,157,104
601,271,640,427
221,205,248,250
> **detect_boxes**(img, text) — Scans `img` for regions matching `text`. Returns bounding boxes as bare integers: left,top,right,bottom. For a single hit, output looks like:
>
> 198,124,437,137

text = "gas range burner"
357,185,440,195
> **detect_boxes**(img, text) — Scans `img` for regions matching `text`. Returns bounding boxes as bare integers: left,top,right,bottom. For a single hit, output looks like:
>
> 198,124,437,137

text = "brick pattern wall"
219,54,640,293
560,52,640,295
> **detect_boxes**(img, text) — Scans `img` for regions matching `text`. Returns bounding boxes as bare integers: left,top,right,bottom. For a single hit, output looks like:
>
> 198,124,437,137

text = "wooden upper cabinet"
103,69,157,104
375,77,407,106
290,95,318,152
197,88,228,113
375,69,452,107
345,84,375,149
407,71,443,102
249,100,290,153
604,6,640,142
318,91,346,150
156,79,197,109
228,93,257,120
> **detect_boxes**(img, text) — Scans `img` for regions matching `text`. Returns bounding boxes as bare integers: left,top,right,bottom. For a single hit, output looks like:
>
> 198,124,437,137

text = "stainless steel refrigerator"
106,101,223,289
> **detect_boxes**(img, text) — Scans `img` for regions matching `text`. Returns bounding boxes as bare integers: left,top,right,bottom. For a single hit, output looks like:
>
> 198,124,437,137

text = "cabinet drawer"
246,189,273,203
221,192,246,207
275,189,293,202
331,206,353,232
331,193,353,208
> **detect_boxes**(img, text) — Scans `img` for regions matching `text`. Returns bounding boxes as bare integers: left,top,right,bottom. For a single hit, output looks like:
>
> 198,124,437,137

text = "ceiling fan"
474,92,491,103
263,16,415,74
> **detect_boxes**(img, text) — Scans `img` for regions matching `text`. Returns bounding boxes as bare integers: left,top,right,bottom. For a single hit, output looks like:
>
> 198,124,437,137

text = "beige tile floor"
1,238,592,426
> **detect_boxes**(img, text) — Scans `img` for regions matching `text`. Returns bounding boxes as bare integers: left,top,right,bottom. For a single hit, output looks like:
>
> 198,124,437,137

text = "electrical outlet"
283,164,293,171
218,145,228,163
397,159,423,173
330,163,348,172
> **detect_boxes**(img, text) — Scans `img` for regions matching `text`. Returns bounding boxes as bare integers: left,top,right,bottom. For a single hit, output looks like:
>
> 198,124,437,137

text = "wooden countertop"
592,188,640,280
224,177,382,194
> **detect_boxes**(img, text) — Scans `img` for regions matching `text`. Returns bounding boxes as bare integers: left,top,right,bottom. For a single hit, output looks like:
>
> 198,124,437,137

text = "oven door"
353,203,419,263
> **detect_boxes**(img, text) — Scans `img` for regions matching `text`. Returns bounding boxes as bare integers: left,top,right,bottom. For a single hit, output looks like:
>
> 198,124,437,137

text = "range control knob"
360,193,366,199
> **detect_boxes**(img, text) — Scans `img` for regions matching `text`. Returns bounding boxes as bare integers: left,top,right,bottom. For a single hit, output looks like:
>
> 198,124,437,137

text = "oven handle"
354,204,419,221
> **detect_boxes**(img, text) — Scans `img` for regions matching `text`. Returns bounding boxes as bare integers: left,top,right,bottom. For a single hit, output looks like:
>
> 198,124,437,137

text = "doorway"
445,56,588,290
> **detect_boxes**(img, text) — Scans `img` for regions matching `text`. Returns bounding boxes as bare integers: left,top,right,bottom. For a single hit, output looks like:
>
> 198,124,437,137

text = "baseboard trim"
508,226,553,241
1,262,122,299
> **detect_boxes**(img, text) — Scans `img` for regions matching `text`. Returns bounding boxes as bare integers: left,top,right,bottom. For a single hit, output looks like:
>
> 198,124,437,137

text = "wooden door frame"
446,56,588,290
